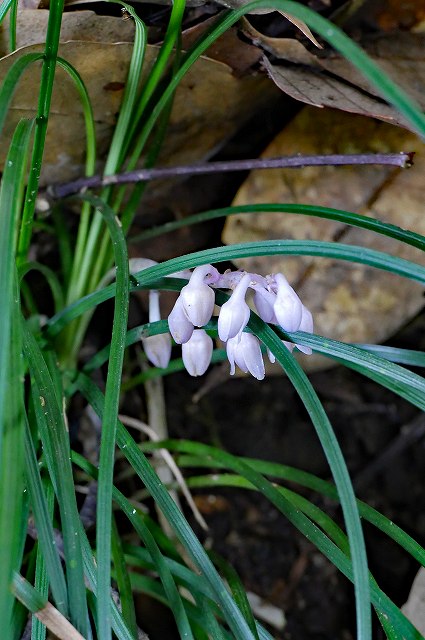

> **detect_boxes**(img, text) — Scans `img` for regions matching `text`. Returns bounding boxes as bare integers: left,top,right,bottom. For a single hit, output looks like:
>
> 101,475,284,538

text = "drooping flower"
142,290,171,368
253,287,277,323
168,296,194,344
226,332,265,381
180,265,218,327
295,304,314,355
273,273,303,332
182,329,213,377
218,273,252,342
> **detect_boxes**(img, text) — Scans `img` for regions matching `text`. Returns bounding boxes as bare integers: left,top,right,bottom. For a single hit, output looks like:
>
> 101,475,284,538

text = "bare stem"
46,152,414,201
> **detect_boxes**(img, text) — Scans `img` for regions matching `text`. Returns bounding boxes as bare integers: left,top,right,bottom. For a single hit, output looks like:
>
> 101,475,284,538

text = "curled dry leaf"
262,32,425,133
222,107,425,370
0,10,275,184
212,0,322,47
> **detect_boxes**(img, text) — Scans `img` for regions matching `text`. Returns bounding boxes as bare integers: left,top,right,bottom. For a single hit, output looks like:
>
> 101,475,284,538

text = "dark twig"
46,152,414,200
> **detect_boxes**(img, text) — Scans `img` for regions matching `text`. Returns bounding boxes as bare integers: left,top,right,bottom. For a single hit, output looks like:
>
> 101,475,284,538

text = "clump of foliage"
1,1,425,639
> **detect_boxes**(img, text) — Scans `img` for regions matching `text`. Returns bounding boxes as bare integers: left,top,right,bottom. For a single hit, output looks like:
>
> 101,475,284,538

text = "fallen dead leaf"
241,17,318,64
0,9,136,55
222,107,425,370
0,10,276,184
181,15,263,76
263,32,425,132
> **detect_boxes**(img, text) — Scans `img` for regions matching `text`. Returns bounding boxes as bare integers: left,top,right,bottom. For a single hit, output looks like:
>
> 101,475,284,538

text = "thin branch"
45,152,414,200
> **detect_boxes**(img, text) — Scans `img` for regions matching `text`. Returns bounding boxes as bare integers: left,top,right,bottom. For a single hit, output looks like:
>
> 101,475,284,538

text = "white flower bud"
218,273,251,342
273,273,303,332
182,329,213,377
253,288,277,323
226,333,265,381
180,265,216,327
142,333,172,368
295,305,314,355
168,296,194,344
142,289,172,367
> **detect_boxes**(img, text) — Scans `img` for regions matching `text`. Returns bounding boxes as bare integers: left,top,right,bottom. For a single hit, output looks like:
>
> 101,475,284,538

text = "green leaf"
0,119,33,634
22,324,89,636
133,203,425,252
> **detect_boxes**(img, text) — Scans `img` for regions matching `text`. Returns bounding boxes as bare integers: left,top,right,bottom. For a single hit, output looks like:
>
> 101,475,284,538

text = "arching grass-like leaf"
133,203,425,252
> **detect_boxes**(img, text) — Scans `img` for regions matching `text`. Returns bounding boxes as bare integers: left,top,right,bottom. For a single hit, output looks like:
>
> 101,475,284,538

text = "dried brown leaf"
0,9,136,56
263,33,425,132
182,15,263,76
241,17,318,63
0,10,276,184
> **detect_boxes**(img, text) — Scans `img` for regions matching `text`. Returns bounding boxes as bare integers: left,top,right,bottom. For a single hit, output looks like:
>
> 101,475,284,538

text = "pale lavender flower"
182,329,213,376
253,287,277,323
218,273,252,342
168,296,194,344
273,273,303,332
295,305,314,355
180,265,218,327
226,332,265,381
142,290,171,368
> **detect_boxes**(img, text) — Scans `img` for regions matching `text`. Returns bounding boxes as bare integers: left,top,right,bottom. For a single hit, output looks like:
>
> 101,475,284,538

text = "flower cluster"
142,264,313,381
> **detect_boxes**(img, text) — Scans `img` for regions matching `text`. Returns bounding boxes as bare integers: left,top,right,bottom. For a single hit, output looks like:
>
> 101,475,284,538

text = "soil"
161,310,425,640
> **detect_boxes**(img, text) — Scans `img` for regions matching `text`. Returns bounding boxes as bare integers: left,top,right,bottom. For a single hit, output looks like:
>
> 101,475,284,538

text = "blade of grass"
281,330,425,411
31,479,56,640
0,0,14,23
24,417,68,616
0,275,25,636
79,196,130,640
111,517,138,639
103,2,147,175
8,0,17,51
17,0,65,265
132,203,425,252
0,118,33,459
122,0,185,165
0,119,34,633
208,551,260,640
0,54,44,139
248,317,371,639
19,261,65,313
22,324,89,636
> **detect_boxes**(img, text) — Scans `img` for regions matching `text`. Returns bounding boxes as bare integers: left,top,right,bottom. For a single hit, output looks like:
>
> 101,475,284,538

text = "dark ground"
159,309,425,640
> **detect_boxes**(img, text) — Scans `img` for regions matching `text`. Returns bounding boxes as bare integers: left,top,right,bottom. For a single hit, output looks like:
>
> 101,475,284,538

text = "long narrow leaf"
78,195,130,640
133,203,425,252
24,417,68,616
17,0,65,264
31,479,56,640
22,325,89,636
0,119,33,632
